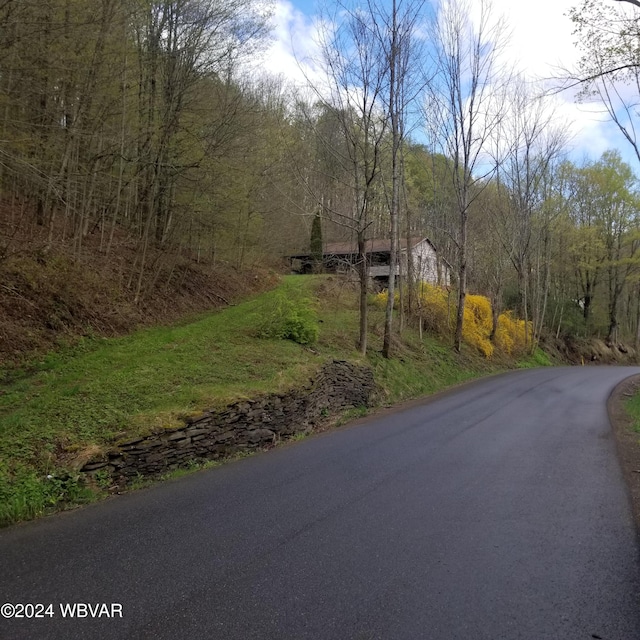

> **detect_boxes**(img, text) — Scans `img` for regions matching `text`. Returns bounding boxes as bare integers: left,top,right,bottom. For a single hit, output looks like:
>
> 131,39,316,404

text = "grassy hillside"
0,275,547,526
0,242,276,367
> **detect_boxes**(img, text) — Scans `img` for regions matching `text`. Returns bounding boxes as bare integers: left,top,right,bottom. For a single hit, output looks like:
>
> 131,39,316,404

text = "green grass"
517,347,553,369
626,392,640,434
369,334,497,403
0,274,547,526
0,277,330,524
1,277,325,448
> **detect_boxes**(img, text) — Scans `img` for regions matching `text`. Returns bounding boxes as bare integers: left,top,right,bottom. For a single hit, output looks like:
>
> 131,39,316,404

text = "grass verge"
0,275,544,526
625,391,640,434
609,376,640,532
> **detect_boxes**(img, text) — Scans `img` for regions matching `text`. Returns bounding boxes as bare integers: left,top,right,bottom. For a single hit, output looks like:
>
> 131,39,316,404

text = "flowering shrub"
377,283,531,358
372,290,399,309
463,295,494,357
494,311,529,355
417,283,454,334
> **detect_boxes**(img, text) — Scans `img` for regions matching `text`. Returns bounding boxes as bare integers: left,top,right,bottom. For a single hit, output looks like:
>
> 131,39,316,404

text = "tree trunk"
454,212,467,352
382,0,400,359
358,232,368,355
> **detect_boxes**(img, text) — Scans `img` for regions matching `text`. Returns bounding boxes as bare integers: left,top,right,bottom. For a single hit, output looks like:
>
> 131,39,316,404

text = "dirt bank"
608,374,640,532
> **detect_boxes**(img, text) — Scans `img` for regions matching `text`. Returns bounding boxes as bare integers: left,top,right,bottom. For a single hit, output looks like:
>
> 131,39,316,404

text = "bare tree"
367,0,427,358
495,79,569,348
568,0,640,166
306,0,390,355
128,0,271,300
426,0,510,351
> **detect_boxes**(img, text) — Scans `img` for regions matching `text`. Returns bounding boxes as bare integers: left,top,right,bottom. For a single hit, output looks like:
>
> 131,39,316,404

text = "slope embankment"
0,235,277,370
1,274,544,526
3,273,638,529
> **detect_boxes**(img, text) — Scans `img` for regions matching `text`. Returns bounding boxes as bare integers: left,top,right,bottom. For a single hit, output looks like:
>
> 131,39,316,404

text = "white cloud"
257,0,639,166
255,0,327,93
502,0,640,163
465,0,640,165
489,0,580,80
554,97,614,158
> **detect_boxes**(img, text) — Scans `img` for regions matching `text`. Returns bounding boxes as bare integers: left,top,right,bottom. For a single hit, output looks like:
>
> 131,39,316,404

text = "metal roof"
322,237,433,255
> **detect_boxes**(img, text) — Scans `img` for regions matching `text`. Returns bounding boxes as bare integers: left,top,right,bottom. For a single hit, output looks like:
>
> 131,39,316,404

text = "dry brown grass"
0,199,278,368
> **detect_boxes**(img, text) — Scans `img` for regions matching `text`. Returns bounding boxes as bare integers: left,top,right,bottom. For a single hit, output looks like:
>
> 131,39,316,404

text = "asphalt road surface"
2,366,640,640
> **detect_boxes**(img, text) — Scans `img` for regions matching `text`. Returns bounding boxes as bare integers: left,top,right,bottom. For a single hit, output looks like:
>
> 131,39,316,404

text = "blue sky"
255,0,640,172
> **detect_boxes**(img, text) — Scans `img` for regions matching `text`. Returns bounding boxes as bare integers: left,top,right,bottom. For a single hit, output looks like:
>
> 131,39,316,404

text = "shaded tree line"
1,0,640,352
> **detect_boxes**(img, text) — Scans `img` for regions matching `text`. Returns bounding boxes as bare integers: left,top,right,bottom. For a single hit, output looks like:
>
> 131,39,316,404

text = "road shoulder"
609,373,640,532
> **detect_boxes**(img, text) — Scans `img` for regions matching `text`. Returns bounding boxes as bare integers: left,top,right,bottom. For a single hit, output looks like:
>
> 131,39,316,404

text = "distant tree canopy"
1,0,639,348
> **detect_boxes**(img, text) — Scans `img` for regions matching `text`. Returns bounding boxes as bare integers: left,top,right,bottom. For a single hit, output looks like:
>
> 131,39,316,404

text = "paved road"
2,367,640,640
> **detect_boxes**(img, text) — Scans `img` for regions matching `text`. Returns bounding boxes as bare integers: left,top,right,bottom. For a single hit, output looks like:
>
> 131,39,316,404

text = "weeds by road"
0,275,543,526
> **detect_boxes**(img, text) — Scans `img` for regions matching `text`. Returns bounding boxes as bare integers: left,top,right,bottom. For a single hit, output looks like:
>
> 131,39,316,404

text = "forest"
1,0,640,359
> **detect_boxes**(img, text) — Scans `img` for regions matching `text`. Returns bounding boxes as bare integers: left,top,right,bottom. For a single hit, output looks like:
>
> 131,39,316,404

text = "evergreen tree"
310,208,323,273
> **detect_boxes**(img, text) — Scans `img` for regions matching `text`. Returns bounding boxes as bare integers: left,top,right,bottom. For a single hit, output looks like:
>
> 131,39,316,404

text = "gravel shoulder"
608,373,640,532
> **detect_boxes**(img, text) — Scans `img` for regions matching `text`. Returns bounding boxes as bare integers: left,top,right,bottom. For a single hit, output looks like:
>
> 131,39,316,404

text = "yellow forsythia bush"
494,311,530,355
463,295,494,357
372,290,400,309
417,283,454,334
377,283,531,358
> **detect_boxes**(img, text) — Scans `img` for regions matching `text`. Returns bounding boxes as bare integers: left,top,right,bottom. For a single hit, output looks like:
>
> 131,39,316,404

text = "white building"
290,237,451,287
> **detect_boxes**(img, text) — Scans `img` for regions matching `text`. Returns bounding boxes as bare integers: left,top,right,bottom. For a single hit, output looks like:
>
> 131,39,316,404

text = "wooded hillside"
1,0,640,362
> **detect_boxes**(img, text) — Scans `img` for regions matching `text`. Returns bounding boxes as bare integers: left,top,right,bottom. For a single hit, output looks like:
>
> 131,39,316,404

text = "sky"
254,0,640,170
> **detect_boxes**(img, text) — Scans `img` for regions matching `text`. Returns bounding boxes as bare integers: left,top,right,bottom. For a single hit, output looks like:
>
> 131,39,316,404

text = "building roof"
323,237,433,255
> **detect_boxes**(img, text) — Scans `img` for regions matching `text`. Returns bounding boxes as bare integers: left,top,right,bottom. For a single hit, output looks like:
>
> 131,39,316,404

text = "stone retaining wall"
81,360,376,483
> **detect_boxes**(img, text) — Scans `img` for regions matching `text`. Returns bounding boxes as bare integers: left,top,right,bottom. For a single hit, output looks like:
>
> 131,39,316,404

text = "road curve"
2,366,640,640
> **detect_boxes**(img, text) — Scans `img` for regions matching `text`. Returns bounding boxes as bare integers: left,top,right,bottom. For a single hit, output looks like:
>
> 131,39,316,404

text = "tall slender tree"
368,0,426,358
310,0,390,354
427,0,510,351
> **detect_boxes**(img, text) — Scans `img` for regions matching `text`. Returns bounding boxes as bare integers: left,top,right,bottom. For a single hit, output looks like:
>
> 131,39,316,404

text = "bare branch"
551,64,640,94
614,0,640,8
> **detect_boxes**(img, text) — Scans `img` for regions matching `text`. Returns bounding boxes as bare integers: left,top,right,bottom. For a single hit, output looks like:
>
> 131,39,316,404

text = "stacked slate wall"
81,360,375,483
